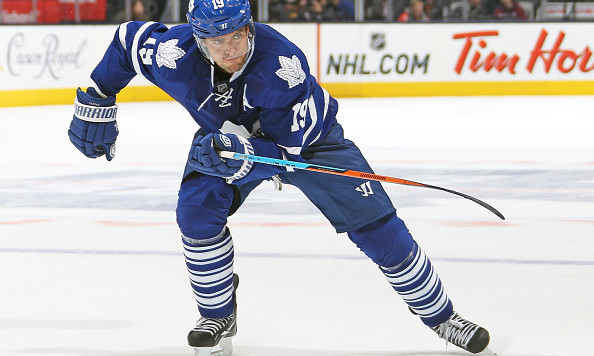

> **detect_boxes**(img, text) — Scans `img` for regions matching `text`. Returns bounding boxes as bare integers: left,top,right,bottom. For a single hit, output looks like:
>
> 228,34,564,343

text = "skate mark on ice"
11,347,191,355
234,347,551,356
0,318,133,330
1,248,594,266
232,346,504,356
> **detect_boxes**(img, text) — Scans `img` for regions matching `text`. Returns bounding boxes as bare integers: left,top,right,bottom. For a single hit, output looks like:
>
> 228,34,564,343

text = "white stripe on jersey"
322,87,330,119
308,87,330,144
283,87,331,155
302,94,317,145
310,88,330,145
90,79,107,98
131,21,156,75
118,22,131,50
304,87,331,146
281,151,295,172
278,144,302,155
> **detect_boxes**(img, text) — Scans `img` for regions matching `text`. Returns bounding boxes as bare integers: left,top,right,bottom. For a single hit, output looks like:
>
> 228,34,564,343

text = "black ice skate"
188,274,239,356
431,312,490,354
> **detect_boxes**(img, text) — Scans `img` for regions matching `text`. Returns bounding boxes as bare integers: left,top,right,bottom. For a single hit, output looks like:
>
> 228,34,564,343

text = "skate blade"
193,337,233,356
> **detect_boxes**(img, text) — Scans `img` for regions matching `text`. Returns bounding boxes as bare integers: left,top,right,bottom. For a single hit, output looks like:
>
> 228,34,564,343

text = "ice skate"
431,312,490,354
188,274,239,356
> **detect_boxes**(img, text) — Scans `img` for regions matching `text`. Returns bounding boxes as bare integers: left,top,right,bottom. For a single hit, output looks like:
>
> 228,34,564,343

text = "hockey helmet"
187,0,253,38
187,0,255,63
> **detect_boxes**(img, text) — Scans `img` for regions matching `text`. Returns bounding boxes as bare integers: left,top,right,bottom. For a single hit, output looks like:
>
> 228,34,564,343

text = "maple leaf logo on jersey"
156,39,185,69
275,55,306,88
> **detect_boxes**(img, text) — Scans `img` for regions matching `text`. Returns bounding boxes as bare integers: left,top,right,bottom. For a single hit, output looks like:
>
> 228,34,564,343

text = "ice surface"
0,96,593,356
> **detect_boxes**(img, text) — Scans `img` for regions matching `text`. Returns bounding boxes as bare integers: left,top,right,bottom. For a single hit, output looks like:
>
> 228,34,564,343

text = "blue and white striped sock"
182,228,235,318
381,242,453,327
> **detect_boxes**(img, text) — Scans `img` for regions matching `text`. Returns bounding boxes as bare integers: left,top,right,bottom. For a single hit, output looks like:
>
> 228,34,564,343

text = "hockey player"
67,0,491,354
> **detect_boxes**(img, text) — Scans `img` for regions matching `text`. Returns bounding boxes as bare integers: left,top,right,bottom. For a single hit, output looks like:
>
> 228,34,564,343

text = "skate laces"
193,315,234,336
432,312,479,348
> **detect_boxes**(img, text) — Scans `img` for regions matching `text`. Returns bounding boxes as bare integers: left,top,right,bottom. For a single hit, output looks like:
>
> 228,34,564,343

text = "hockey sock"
381,242,453,327
182,227,235,318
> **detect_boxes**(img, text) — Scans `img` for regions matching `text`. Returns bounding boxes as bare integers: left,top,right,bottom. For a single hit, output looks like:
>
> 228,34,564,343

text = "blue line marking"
0,247,592,266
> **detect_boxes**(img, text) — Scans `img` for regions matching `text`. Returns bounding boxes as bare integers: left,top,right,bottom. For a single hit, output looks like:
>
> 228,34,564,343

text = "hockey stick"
219,151,505,220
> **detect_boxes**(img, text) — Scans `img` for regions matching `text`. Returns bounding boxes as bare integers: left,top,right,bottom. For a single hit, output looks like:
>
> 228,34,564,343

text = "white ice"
0,96,593,356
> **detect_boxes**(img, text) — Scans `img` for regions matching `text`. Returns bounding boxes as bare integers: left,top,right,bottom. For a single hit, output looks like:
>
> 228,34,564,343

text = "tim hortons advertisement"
320,23,594,83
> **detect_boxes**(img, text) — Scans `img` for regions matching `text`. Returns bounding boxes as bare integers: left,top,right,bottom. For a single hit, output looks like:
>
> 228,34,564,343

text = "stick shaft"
219,151,505,220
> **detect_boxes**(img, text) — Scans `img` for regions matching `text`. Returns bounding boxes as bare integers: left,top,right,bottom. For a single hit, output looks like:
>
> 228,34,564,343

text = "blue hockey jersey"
89,21,339,184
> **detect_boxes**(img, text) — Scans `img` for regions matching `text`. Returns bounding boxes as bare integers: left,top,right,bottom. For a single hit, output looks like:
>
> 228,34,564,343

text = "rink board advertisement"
1,22,594,106
0,23,316,106
0,25,113,90
320,23,594,96
0,24,167,106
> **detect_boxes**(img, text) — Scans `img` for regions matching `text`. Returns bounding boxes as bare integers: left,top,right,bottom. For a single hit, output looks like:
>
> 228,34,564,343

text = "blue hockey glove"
68,87,119,161
188,133,254,182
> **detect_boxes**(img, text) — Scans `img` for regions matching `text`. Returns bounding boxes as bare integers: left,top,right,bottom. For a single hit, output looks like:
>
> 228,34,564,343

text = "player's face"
200,27,250,73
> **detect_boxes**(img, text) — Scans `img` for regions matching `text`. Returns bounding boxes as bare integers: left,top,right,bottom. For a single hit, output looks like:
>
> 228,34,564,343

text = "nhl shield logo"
216,82,229,94
370,32,386,51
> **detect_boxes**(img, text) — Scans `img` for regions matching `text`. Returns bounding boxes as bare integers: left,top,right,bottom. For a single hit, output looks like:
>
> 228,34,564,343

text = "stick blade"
426,184,505,220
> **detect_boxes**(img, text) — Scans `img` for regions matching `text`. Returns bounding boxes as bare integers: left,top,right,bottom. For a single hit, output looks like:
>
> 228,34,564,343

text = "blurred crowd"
106,0,168,23
107,0,532,22
104,0,355,23
268,0,355,22
108,0,536,23
2,0,589,24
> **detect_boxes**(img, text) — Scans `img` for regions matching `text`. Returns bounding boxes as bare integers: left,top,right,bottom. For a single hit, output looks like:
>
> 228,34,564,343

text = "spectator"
106,0,121,21
303,0,327,21
493,0,528,20
467,0,491,19
397,0,430,21
143,0,167,21
424,0,443,20
110,0,151,23
323,0,355,21
250,0,259,21
483,0,499,14
365,0,395,20
269,0,306,21
450,0,491,20
268,0,287,21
